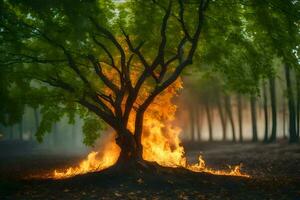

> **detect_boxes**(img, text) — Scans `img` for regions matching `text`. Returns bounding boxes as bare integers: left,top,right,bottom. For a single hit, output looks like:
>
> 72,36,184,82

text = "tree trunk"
225,95,236,142
19,115,23,140
115,129,140,167
296,74,300,139
269,76,277,142
263,83,269,143
250,95,258,142
196,104,202,142
0,123,4,139
189,104,195,142
217,96,227,141
30,108,40,140
237,94,243,143
283,101,287,139
9,125,13,140
284,64,298,143
205,102,213,142
34,107,39,133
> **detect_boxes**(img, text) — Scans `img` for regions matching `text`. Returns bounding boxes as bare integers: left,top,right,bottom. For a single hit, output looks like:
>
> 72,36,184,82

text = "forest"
0,0,300,199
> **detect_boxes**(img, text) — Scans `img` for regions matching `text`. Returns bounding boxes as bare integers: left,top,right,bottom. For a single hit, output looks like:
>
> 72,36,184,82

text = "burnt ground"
0,140,300,200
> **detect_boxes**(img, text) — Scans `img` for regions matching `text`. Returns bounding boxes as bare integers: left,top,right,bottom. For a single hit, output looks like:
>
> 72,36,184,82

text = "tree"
268,75,277,142
1,0,299,172
217,92,227,141
0,0,210,167
263,82,269,143
195,104,202,142
282,99,287,139
18,114,23,140
284,64,298,142
296,72,300,139
250,0,300,143
224,95,236,142
250,95,258,142
204,100,213,142
189,104,195,142
237,94,243,142
32,107,40,141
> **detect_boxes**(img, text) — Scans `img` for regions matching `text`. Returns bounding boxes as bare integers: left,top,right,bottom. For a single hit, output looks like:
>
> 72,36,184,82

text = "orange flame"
53,132,120,179
52,77,249,179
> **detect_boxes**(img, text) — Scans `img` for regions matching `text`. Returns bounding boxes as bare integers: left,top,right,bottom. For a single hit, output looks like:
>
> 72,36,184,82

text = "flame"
53,132,120,179
52,77,250,179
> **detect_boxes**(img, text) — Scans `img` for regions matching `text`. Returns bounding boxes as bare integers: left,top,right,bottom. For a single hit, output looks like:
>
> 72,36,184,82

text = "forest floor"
0,140,300,200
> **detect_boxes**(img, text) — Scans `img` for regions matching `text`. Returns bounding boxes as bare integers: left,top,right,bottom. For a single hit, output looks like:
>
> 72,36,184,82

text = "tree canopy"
0,0,299,146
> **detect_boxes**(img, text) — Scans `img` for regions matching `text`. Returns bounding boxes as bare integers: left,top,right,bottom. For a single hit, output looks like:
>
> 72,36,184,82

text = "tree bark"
225,95,236,142
34,107,39,132
268,76,277,142
284,64,298,143
19,115,23,140
9,125,13,140
189,104,195,142
296,74,300,139
250,95,258,142
115,129,141,167
263,83,269,143
205,102,213,142
237,94,243,143
196,104,202,142
217,96,227,141
283,101,287,139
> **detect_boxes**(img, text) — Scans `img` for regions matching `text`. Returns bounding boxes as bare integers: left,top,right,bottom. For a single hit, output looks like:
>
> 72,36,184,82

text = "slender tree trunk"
237,94,243,143
283,101,287,139
205,102,213,142
269,76,277,142
34,108,39,130
9,125,13,140
225,95,236,142
263,83,269,143
196,104,202,142
217,97,227,141
250,95,258,142
19,115,23,140
189,104,195,142
0,124,9,140
52,123,59,146
0,123,4,139
31,107,40,141
296,74,300,139
284,65,298,143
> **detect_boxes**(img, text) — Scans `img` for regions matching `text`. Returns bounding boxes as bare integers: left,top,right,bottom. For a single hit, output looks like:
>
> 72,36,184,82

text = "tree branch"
92,35,123,79
89,17,130,85
151,0,173,69
87,54,120,94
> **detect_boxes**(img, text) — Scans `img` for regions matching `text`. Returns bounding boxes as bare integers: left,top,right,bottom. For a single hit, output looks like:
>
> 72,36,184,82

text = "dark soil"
0,141,300,200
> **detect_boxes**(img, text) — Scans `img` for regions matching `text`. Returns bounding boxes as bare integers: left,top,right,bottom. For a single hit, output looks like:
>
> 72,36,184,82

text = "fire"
52,77,250,179
53,132,120,179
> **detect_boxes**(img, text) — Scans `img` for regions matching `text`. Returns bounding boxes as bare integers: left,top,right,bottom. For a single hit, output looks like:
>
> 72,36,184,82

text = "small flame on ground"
53,132,120,179
52,78,250,179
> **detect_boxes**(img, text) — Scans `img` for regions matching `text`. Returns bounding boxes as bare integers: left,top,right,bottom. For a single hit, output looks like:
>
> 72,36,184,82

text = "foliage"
0,0,299,145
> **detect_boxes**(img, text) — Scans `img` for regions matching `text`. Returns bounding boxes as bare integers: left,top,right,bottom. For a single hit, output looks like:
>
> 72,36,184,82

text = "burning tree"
0,0,209,168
